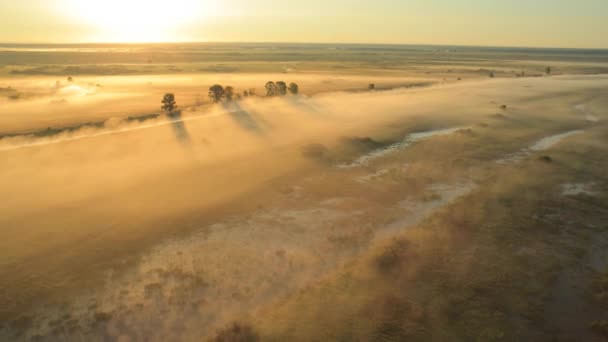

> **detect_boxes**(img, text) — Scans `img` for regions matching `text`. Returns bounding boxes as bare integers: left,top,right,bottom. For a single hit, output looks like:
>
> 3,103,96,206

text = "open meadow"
1,43,607,341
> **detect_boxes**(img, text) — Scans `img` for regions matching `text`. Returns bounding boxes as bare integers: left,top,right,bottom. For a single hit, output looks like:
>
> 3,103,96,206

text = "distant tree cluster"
207,82,299,103
160,81,301,116
208,84,253,102
242,89,256,97
265,81,299,96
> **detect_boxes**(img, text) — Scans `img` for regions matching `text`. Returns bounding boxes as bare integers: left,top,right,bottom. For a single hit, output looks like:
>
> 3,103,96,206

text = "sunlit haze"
0,0,607,47
1,0,608,341
61,0,212,42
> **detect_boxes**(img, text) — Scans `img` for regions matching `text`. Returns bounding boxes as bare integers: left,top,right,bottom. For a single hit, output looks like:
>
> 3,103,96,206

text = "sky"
0,0,607,48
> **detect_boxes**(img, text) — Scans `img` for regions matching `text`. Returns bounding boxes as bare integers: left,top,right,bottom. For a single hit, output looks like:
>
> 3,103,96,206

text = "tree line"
209,81,299,103
161,81,300,114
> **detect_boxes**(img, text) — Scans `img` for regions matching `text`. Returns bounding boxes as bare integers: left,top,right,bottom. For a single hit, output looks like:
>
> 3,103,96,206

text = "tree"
161,93,177,113
209,84,225,103
67,76,73,83
288,82,299,95
265,81,277,96
489,71,495,78
243,90,249,97
225,86,235,102
276,81,287,96
369,83,375,90
546,67,552,75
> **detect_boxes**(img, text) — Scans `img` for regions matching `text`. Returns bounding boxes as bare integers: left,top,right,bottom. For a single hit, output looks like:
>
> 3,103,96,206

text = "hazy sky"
0,0,607,48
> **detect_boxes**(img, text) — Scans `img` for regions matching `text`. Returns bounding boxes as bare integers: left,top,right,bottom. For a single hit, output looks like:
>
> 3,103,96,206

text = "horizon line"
0,41,607,51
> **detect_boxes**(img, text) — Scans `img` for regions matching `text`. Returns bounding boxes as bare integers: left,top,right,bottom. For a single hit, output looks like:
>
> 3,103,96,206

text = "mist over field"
1,43,608,341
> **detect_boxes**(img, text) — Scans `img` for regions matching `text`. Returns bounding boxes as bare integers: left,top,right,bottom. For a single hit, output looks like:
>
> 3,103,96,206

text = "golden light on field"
62,0,212,42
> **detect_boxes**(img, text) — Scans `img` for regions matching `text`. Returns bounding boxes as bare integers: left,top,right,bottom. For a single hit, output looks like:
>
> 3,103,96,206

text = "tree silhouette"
225,86,235,102
288,82,299,95
161,93,177,113
265,81,277,96
67,76,74,83
546,67,552,75
209,84,225,103
276,81,287,96
369,83,375,90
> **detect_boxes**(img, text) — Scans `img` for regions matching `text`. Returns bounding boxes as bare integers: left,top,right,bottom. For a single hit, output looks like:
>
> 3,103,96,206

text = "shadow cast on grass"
285,95,327,117
167,111,191,145
222,102,266,135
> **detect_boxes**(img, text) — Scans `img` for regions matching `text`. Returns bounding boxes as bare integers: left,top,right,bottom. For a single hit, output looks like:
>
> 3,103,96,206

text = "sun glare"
62,0,210,42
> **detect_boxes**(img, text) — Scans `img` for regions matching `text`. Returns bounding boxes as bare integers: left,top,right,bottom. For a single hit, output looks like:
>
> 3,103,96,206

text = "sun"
62,0,211,42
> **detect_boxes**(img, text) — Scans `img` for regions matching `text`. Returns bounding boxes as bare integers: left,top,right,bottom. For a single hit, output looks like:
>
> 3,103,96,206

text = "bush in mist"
546,67,552,75
241,88,256,97
288,82,299,95
265,81,277,96
225,86,235,102
209,84,225,103
209,322,259,342
369,83,376,90
489,71,495,78
276,81,288,96
161,93,177,113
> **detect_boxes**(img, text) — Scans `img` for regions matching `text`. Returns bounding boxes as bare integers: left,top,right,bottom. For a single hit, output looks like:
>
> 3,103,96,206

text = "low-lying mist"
1,74,607,340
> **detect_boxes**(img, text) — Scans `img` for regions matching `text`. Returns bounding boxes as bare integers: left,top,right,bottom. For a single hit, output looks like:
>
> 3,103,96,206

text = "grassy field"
0,44,607,341
252,122,608,342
